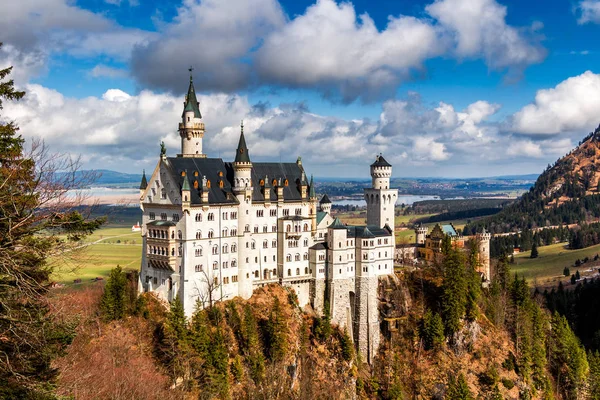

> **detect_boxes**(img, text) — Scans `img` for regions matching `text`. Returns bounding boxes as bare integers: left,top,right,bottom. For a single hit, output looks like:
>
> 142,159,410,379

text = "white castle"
138,74,397,361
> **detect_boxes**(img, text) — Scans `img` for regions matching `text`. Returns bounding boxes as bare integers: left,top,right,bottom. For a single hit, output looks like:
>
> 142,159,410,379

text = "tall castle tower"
476,228,491,281
233,123,254,298
415,223,427,244
179,69,206,157
364,155,397,232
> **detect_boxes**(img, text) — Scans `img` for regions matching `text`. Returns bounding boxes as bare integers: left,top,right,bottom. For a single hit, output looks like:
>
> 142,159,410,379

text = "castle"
400,223,491,280
138,74,396,361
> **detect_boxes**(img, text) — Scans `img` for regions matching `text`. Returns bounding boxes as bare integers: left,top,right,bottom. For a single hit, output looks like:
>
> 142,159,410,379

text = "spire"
320,194,331,204
182,67,201,119
182,171,191,191
139,169,148,190
234,121,251,163
309,174,316,198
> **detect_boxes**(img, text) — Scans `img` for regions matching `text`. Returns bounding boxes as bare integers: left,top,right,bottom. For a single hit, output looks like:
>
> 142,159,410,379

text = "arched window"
287,269,291,276
222,228,228,237
245,224,250,233
208,230,214,239
196,231,202,239
251,241,256,250
263,225,268,233
231,244,237,252
222,244,228,253
171,248,175,256
295,254,300,261
272,240,277,248
178,230,182,239
286,225,291,232
286,254,292,262
213,261,218,270
195,248,202,257
212,245,218,255
263,240,268,248
208,213,214,221
195,213,202,222
296,268,300,275
303,223,308,232
231,259,237,268
305,267,308,274
303,252,308,260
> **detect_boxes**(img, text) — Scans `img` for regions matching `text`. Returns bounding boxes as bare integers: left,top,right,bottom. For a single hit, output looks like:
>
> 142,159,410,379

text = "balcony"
178,122,205,130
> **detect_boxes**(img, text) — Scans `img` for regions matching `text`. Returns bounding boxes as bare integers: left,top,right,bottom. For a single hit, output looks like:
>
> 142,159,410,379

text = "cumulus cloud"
512,71,600,135
426,0,545,74
131,0,286,93
0,0,153,82
128,0,544,102
576,0,600,24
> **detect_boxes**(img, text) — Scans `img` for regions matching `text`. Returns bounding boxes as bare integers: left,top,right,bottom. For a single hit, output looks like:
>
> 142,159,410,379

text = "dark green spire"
309,174,316,198
182,68,202,119
139,169,148,190
182,171,191,191
234,121,251,163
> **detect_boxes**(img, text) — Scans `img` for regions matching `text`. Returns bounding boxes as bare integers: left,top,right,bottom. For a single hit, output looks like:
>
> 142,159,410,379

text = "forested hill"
464,126,600,234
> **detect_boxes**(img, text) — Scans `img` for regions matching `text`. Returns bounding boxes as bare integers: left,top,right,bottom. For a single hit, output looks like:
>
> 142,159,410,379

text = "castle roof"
234,129,251,164
329,217,346,229
182,75,201,119
309,175,316,198
139,169,147,190
371,154,391,168
346,225,391,238
162,156,305,205
181,172,191,191
316,211,328,224
441,224,459,237
320,194,332,204
310,242,328,250
147,220,177,227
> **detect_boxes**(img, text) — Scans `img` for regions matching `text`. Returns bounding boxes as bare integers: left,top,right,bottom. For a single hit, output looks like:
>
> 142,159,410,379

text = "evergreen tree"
441,234,453,256
167,297,188,342
340,328,354,361
421,310,445,350
563,266,570,276
100,265,128,320
441,248,467,337
0,48,104,397
531,304,548,391
549,313,589,399
530,242,539,258
571,274,577,285
588,350,600,400
576,270,581,280
465,241,481,321
241,304,265,383
446,373,473,400
265,297,288,362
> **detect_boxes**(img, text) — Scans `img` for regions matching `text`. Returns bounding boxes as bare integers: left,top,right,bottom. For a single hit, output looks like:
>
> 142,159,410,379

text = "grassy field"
51,226,142,285
512,242,600,285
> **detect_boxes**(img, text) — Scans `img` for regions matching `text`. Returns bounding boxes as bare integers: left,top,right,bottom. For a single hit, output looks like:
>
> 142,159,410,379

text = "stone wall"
354,276,380,363
311,278,326,315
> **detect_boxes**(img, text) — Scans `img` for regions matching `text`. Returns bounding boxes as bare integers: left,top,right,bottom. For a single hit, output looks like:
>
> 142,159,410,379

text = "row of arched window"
285,253,309,262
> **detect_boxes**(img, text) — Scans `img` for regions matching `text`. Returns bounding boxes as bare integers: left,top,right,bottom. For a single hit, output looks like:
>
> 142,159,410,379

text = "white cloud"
89,65,129,79
512,71,600,135
412,137,451,161
131,0,286,93
426,0,545,73
506,140,543,157
576,0,600,24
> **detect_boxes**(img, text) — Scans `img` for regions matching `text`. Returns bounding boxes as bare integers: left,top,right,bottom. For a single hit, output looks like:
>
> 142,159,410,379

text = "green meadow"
51,226,142,285
512,242,600,285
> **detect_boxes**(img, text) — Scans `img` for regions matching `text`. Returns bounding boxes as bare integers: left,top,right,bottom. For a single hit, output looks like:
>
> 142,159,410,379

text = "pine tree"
441,248,467,337
549,313,589,399
100,265,128,320
563,266,570,276
241,304,265,383
265,297,288,362
588,350,600,400
167,297,188,342
576,270,581,280
446,373,473,400
421,310,445,350
531,304,548,391
465,241,481,321
340,328,354,361
530,242,539,258
0,47,104,397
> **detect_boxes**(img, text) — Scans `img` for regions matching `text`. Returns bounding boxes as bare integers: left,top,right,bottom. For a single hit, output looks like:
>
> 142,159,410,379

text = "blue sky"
3,0,600,178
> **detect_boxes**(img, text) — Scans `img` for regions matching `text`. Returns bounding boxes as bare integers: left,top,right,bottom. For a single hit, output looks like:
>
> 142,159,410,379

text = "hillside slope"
465,126,600,234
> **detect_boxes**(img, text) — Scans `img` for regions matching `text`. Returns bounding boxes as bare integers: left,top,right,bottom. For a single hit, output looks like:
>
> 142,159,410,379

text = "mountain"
464,126,600,234
57,169,142,187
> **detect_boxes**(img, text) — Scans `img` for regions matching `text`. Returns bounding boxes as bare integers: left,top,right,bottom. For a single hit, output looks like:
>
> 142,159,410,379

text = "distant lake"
333,195,442,207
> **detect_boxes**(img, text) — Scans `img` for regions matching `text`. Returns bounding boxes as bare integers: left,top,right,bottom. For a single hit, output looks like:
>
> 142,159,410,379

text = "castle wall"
354,276,379,363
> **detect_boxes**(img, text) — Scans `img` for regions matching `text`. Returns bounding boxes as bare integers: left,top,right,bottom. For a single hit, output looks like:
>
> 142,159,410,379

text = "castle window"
195,213,202,222
232,260,237,268
194,180,199,189
270,209,277,217
284,179,288,186
181,171,186,177
296,268,300,275
194,171,199,177
384,238,388,244
303,223,308,232
161,213,167,220
207,180,211,188
222,212,228,220
219,180,224,188
251,242,256,250
263,240,268,248
304,239,308,247
178,230,182,239
286,254,292,262
171,231,175,239
195,248,202,257
295,254,300,261
254,226,259,233
255,271,259,278
255,257,258,263
295,208,301,216
213,262,218,270
272,240,277,248
260,179,265,186
303,253,308,261
272,179,277,186
196,231,202,239
172,213,179,222
222,244,228,253
212,245,218,255
195,264,203,272
257,210,263,217
231,244,237,252
231,212,237,219
287,269,291,276
245,225,250,233
218,171,223,177
273,255,276,261
305,267,308,274
208,213,214,221
283,209,290,217
149,212,155,220
208,230,214,238
232,275,238,282
286,225,291,233
223,261,228,268
171,248,175,256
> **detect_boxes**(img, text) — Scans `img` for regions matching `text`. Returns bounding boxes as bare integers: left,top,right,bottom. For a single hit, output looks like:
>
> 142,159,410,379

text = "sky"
3,0,600,178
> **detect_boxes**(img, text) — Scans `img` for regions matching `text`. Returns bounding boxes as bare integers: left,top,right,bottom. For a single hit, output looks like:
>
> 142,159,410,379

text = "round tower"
320,194,332,214
476,228,491,281
364,154,397,231
179,69,205,157
415,224,427,244
233,122,254,299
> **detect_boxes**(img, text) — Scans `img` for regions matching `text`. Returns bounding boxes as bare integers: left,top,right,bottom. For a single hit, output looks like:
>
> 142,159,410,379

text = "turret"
320,194,332,214
179,68,205,158
309,175,318,236
476,228,491,281
299,170,308,199
365,154,397,232
415,223,427,245
139,169,147,199
263,175,271,205
233,121,253,196
181,171,191,211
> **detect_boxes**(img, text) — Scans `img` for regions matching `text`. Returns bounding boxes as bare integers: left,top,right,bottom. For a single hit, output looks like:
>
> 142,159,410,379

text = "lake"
333,195,443,207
